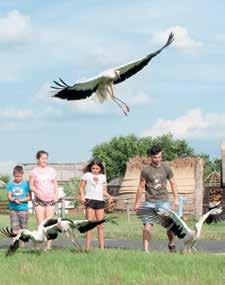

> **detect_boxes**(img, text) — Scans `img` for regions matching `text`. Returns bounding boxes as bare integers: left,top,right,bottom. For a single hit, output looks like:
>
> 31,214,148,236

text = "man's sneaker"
168,244,176,253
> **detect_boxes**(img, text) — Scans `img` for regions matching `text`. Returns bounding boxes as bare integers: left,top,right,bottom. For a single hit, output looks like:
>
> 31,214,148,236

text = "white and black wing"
0,228,31,256
72,216,118,233
42,217,60,228
136,205,162,225
72,219,106,233
0,227,17,239
42,217,62,239
51,75,103,101
137,205,189,239
113,32,174,85
204,207,225,224
160,210,190,239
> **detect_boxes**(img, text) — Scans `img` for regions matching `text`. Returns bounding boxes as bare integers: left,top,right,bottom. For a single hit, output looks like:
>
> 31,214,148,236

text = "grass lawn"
0,249,224,285
0,212,225,284
0,188,7,200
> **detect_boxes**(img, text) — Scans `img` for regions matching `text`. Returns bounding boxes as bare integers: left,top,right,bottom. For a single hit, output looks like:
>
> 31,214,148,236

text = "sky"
0,0,225,174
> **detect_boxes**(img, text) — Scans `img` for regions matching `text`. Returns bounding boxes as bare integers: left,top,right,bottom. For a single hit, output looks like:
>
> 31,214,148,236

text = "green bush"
0,175,10,184
63,177,81,207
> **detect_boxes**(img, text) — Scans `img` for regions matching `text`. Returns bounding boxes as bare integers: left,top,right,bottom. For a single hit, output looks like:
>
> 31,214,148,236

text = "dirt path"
1,238,225,253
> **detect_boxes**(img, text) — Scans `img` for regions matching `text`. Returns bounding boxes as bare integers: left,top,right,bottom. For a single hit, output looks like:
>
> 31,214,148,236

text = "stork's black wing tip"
50,77,70,96
165,32,175,47
5,239,20,256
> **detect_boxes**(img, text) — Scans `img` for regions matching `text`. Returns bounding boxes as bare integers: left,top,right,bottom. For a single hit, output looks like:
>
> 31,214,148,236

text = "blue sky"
0,0,225,173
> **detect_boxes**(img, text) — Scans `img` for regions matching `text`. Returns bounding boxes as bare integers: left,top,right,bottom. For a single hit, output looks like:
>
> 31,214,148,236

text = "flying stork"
137,204,223,253
51,33,174,116
0,216,117,256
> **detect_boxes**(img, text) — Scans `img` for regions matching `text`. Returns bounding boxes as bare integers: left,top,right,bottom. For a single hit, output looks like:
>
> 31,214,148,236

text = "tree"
63,177,81,207
0,175,10,184
198,154,222,178
92,133,195,181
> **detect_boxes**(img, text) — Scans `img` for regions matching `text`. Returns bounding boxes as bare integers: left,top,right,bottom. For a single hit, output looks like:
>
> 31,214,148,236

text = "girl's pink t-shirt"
30,166,57,201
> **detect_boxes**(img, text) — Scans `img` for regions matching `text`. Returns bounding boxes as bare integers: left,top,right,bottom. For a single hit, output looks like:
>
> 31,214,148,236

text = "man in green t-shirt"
134,144,178,252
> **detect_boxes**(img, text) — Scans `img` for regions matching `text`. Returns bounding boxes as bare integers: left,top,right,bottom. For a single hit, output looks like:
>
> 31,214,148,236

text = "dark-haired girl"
79,159,112,249
29,150,58,251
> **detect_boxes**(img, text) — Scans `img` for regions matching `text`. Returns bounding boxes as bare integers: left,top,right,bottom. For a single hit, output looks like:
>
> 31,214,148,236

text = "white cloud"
142,109,225,139
152,26,203,50
70,97,109,115
34,81,52,101
129,91,151,106
0,10,32,44
0,108,33,119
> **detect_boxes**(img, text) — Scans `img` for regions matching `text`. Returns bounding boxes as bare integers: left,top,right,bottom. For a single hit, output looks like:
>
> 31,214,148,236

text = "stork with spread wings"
0,216,117,256
51,33,174,116
136,204,224,253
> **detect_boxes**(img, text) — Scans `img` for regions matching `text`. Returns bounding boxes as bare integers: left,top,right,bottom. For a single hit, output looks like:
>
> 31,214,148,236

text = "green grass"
0,212,225,284
0,249,224,285
0,188,7,200
0,212,225,240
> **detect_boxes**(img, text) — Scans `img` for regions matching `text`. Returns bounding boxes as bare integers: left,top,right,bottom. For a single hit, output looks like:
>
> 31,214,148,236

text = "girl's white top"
82,172,106,201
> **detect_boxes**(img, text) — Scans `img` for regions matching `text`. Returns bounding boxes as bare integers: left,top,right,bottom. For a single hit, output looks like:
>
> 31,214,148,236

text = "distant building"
0,180,6,188
22,162,87,186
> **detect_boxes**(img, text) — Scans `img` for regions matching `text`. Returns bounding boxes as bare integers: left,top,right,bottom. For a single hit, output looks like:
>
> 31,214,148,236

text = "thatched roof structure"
116,156,204,218
126,156,197,172
204,171,221,187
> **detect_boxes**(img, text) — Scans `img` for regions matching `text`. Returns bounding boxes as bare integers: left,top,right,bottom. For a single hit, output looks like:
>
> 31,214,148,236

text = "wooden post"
124,199,130,224
194,158,204,219
221,142,225,187
60,198,66,218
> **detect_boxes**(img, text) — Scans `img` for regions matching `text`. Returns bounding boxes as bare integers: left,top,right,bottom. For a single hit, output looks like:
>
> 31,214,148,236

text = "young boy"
7,165,30,235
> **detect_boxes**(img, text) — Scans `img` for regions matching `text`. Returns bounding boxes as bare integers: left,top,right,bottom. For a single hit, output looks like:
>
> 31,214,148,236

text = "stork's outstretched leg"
192,246,198,252
66,231,82,251
109,84,130,115
111,97,128,116
191,241,198,253
180,247,187,255
112,94,130,113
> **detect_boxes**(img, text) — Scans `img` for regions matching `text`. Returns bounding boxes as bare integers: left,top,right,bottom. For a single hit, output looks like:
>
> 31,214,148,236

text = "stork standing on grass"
137,205,224,253
51,33,174,116
0,216,117,256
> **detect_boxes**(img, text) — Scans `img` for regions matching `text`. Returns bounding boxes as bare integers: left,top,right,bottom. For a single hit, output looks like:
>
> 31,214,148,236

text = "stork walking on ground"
137,204,224,253
0,216,117,256
51,33,174,116
0,218,60,256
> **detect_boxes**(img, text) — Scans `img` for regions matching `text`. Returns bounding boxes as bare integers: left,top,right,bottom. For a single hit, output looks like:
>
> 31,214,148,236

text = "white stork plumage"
0,216,117,255
51,33,174,116
46,216,117,250
137,205,223,253
0,217,60,256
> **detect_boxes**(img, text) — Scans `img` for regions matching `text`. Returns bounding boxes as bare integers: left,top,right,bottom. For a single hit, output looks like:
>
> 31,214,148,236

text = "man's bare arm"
134,180,145,211
168,177,178,208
